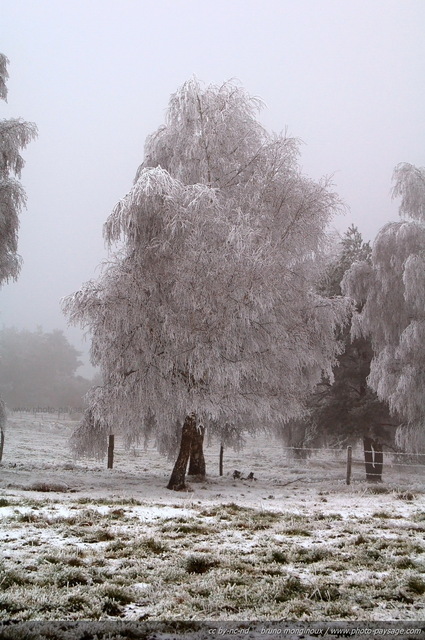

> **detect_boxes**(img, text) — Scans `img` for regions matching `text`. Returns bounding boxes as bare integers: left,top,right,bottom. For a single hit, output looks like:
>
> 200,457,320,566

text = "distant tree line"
0,327,92,409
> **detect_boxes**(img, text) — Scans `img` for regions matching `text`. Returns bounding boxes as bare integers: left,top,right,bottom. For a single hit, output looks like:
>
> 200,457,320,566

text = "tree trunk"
167,414,197,491
0,428,4,464
363,436,383,482
346,446,352,485
188,423,206,478
373,440,383,480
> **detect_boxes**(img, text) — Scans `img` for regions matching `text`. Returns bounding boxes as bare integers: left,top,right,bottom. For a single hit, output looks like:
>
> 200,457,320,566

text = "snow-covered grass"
0,412,425,623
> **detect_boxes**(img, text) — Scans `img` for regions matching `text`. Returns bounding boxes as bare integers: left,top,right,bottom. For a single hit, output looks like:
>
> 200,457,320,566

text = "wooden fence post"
0,429,4,464
346,445,352,485
107,434,115,469
219,443,224,477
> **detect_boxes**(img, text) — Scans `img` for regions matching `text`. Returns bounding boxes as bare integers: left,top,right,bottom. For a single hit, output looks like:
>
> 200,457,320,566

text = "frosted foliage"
396,421,425,454
344,165,425,425
0,55,37,285
64,79,349,453
386,320,425,423
341,260,373,306
69,407,108,460
140,79,269,189
0,119,37,179
392,163,425,222
403,254,425,309
0,54,8,102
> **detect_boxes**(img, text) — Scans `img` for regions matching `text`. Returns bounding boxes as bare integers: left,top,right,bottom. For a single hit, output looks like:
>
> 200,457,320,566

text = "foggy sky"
1,0,424,376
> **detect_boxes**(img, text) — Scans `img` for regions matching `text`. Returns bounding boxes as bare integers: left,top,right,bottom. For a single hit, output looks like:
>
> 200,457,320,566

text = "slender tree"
0,54,37,284
0,54,37,458
343,164,425,451
63,79,349,489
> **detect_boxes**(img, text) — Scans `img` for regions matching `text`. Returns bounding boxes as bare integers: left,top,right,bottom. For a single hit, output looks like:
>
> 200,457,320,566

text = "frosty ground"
0,412,425,624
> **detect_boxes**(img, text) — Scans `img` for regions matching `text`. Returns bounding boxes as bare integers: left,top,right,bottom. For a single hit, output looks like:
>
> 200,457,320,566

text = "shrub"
143,537,167,554
274,575,306,602
406,576,425,595
310,583,341,602
292,546,330,564
56,568,89,588
396,491,415,501
271,550,288,564
0,567,29,589
184,554,218,574
395,557,416,570
84,528,115,543
367,485,391,495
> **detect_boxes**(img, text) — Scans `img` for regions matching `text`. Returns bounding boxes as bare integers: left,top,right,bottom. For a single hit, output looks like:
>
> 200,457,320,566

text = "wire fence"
281,444,425,465
278,444,425,486
11,407,84,417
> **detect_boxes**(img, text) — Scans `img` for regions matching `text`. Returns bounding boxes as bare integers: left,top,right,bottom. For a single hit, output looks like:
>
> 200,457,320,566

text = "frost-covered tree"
63,79,349,489
343,163,425,451
320,225,372,297
0,54,37,460
0,54,37,284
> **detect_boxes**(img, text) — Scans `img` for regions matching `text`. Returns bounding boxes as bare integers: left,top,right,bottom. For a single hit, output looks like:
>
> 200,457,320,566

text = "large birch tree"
343,163,425,450
64,79,349,489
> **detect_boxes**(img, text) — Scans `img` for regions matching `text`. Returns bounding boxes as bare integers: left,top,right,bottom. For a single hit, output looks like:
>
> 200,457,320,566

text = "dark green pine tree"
288,226,398,481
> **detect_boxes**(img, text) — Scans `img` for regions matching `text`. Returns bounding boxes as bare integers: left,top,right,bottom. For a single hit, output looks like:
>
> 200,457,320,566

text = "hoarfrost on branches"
392,162,425,222
69,406,109,461
343,164,425,438
63,78,349,457
0,54,37,285
0,54,8,102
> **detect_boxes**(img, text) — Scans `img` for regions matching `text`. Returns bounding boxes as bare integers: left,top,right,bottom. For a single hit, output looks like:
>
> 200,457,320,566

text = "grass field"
1,412,425,627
